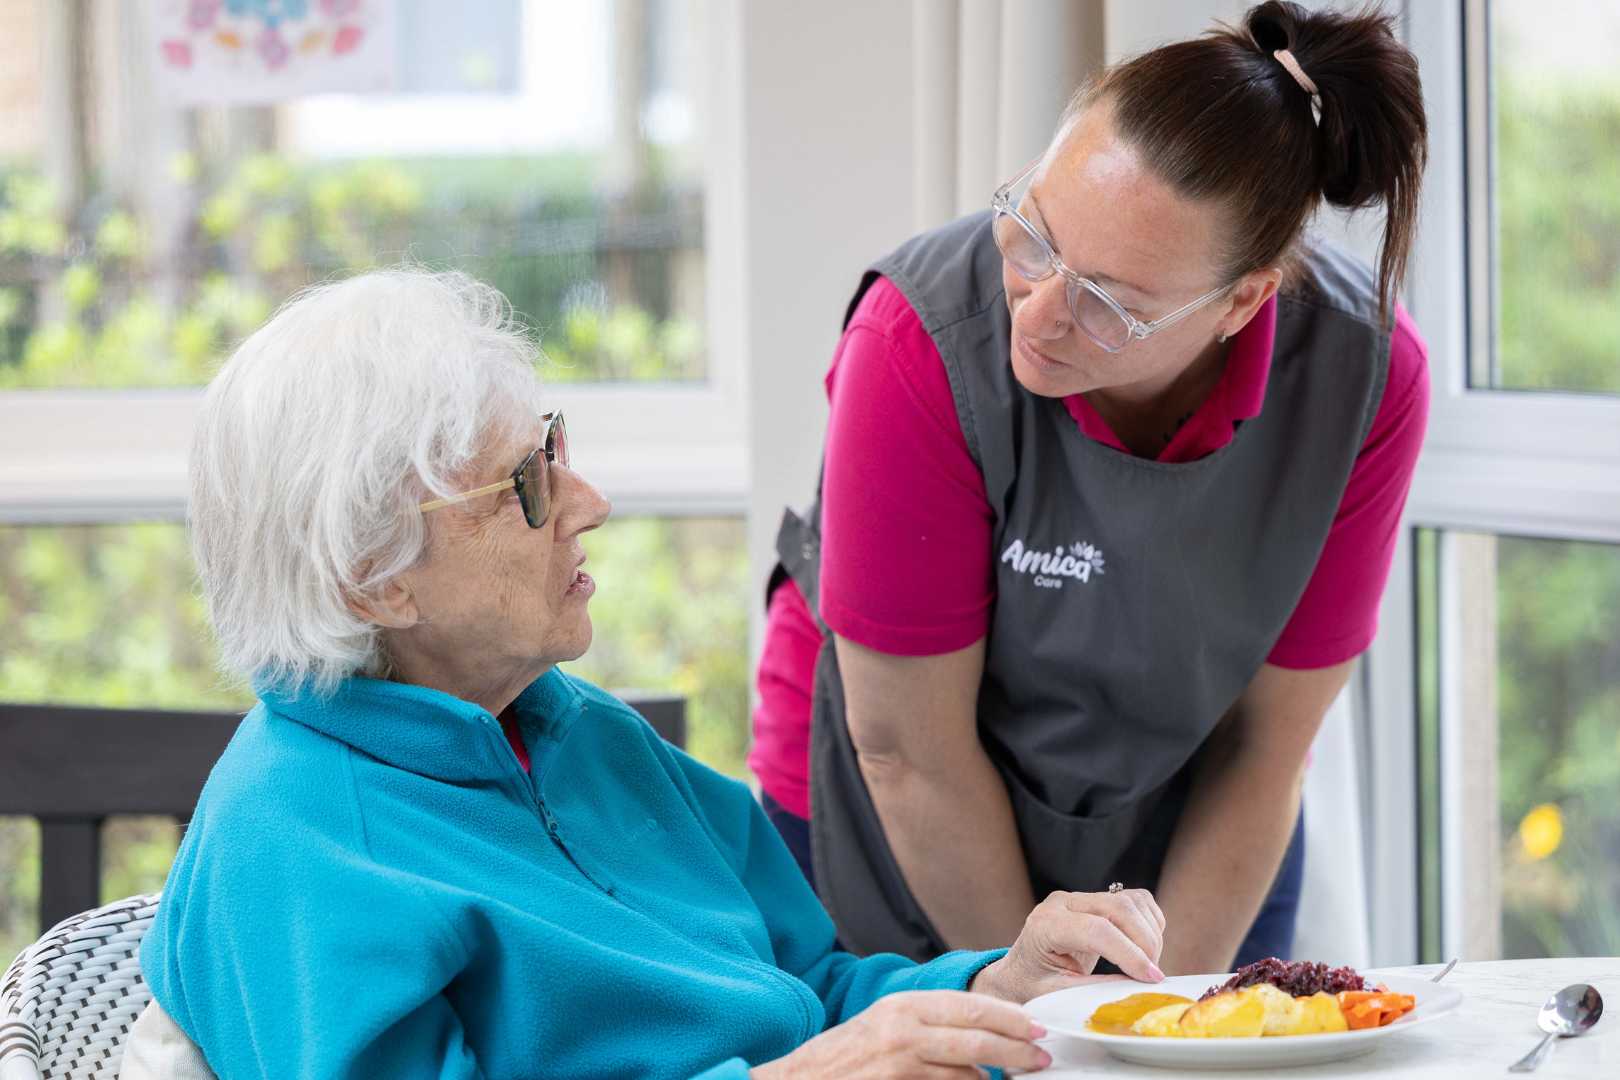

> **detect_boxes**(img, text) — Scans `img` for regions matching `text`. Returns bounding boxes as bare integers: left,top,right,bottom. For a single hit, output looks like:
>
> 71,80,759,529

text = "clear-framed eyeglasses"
991,160,1230,353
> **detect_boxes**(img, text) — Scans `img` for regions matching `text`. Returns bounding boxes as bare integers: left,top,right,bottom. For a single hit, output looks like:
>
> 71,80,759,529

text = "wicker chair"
0,894,159,1080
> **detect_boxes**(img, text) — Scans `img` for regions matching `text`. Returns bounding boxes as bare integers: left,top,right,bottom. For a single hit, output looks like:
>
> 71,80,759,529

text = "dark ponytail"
1067,1,1427,320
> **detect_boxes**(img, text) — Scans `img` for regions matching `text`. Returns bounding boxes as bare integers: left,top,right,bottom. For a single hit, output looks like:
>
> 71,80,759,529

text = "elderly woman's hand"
971,888,1167,1004
750,990,1050,1079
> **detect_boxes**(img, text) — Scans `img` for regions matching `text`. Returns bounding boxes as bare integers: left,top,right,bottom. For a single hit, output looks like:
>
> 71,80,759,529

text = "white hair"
189,268,548,696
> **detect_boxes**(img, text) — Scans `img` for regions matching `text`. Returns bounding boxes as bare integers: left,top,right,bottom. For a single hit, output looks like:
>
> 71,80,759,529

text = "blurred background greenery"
1493,56,1620,393
1495,537,1620,958
0,151,703,388
1484,1,1620,959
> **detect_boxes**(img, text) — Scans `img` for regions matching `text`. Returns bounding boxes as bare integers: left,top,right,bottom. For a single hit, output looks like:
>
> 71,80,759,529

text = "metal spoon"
1507,983,1603,1073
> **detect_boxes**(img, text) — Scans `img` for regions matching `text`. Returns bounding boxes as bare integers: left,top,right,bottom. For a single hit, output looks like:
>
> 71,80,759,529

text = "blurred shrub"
0,151,702,388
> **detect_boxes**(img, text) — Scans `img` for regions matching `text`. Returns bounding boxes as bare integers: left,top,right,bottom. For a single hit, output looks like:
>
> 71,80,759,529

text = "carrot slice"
1377,994,1416,1026
1348,1005,1384,1029
1336,991,1416,1029
1337,992,1397,1029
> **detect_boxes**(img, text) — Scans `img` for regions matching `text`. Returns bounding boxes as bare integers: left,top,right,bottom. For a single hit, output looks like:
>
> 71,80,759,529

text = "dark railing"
0,694,685,933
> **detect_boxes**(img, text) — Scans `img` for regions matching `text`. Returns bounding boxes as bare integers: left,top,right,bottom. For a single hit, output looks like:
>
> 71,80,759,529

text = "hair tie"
1272,48,1321,126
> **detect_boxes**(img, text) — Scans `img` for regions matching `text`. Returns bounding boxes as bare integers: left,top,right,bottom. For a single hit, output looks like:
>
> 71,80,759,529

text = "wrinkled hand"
972,889,1167,1003
749,990,1050,1079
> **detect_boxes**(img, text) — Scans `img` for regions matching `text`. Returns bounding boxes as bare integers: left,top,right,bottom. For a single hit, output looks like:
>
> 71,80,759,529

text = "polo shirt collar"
1061,294,1277,460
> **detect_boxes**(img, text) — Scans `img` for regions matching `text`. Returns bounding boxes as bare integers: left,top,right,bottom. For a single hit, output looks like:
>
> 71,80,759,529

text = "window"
0,523,247,709
1415,530,1620,961
0,0,745,521
0,0,703,389
1379,0,1620,967
564,516,750,774
1470,0,1620,393
0,0,750,946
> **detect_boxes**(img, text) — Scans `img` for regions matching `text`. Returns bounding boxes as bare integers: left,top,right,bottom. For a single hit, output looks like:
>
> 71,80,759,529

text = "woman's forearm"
1156,660,1352,974
1154,740,1304,974
858,743,1035,951
834,634,1032,951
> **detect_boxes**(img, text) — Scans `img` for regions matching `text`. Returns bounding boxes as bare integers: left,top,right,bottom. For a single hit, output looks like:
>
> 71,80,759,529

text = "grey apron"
775,211,1390,960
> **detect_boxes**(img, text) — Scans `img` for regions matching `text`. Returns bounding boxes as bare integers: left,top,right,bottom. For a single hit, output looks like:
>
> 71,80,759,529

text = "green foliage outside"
0,516,749,967
0,819,38,976
1489,43,1620,956
0,525,249,710
1497,538,1620,958
1495,79,1620,392
567,518,752,774
0,151,703,388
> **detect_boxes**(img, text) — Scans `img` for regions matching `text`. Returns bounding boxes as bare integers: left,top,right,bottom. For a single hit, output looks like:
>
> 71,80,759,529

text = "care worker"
750,1,1431,973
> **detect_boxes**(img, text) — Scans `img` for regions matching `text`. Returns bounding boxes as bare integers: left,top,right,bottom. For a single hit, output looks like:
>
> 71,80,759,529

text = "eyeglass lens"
519,414,571,528
992,203,1133,351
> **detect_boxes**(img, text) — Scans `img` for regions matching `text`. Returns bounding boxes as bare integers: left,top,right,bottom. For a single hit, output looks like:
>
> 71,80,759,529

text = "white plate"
1024,972,1463,1070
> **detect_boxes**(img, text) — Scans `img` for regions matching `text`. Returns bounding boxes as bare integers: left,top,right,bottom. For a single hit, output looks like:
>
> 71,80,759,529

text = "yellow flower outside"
1519,803,1564,862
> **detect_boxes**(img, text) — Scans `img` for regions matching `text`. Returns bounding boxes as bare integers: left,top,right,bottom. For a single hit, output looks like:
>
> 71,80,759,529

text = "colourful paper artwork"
148,0,396,105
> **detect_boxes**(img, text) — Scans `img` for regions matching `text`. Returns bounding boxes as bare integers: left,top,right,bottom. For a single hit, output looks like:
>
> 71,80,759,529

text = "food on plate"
1201,957,1370,1000
1088,958,1416,1039
1337,989,1418,1030
1252,984,1303,1035
1121,986,1354,1039
1292,991,1352,1034
1085,992,1195,1035
1177,987,1266,1037
1132,1001,1195,1037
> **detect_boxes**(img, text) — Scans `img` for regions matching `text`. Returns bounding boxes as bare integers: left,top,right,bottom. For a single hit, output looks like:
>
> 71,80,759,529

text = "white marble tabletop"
1039,957,1618,1078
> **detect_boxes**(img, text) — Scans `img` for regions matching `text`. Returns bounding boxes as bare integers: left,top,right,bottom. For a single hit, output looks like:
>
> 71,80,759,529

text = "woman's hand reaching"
971,888,1167,1003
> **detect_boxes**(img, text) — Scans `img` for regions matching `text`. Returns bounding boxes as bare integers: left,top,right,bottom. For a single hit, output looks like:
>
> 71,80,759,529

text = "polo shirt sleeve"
1267,303,1431,668
819,277,996,656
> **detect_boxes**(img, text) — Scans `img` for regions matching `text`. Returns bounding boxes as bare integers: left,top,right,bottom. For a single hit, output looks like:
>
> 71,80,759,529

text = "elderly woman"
124,269,1168,1079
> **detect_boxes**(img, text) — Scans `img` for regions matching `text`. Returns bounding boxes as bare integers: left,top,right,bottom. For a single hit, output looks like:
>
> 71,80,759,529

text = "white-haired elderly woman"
122,269,1169,1080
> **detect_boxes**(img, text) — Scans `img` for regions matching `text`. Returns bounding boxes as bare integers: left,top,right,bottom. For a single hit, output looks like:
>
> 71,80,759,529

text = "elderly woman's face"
395,420,611,679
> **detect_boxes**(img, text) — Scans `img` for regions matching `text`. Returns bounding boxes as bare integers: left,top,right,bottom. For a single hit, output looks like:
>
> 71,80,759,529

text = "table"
1040,957,1619,1078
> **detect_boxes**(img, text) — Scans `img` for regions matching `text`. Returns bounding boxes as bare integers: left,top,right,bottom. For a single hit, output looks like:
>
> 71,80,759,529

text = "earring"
1217,332,1228,344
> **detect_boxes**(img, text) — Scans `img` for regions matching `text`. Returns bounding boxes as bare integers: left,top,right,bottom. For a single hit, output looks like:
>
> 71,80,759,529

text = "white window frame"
1364,0,1620,966
0,1,750,526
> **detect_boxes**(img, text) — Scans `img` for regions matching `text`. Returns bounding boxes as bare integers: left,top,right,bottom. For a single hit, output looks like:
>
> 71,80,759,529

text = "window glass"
0,0,704,389
1478,0,1620,392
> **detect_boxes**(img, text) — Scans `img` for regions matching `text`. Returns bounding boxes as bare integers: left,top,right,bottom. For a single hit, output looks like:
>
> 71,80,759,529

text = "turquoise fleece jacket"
141,669,1004,1078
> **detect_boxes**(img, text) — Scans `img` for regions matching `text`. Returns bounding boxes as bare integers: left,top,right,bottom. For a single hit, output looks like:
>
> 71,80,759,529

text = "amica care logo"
1000,538,1106,590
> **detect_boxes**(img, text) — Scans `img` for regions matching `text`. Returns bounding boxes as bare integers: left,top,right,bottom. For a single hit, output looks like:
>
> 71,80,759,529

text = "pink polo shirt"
501,711,531,772
750,277,1430,819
